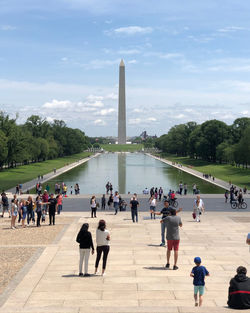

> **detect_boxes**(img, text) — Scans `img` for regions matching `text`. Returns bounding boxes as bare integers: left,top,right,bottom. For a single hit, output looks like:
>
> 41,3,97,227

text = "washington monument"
118,59,126,144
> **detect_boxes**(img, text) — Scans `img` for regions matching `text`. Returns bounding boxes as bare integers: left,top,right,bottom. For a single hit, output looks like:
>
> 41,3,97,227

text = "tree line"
155,118,250,167
0,113,90,168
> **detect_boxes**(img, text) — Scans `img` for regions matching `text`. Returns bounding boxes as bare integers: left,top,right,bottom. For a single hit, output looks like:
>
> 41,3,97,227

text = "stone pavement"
149,154,241,191
6,154,99,194
1,210,250,313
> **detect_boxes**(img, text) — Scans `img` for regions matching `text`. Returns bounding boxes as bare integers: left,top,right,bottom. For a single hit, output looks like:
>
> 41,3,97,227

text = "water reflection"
118,153,126,194
44,153,223,194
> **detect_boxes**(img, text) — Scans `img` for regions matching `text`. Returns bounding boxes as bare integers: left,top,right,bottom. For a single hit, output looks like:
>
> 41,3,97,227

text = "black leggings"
91,208,96,218
95,245,110,269
37,211,42,227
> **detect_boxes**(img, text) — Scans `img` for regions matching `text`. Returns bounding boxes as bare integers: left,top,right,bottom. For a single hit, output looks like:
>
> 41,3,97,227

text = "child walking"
190,257,209,307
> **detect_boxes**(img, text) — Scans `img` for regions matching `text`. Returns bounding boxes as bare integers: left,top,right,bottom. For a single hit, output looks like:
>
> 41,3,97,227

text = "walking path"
0,209,249,313
6,153,100,195
149,154,240,191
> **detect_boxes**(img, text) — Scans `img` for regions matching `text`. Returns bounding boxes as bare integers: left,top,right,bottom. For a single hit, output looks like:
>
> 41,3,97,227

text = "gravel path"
0,215,75,295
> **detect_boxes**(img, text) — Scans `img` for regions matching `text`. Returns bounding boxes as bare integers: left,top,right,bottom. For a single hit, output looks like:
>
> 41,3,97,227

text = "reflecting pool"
44,153,224,194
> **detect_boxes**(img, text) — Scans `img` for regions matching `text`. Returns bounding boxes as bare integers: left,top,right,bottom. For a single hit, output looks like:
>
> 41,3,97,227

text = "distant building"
140,131,148,140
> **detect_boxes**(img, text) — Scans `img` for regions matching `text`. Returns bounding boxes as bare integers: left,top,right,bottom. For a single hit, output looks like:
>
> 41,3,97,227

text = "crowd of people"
1,190,63,228
225,185,247,204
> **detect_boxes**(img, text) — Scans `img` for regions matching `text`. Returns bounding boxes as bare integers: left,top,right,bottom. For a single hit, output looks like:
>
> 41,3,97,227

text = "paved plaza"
0,207,250,313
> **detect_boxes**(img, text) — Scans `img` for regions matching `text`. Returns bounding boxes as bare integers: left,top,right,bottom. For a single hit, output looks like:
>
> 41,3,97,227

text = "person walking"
113,191,120,215
130,196,139,223
162,208,182,270
158,187,163,201
193,195,205,223
149,195,156,219
90,196,97,218
35,195,42,227
154,200,182,246
27,196,34,226
76,223,94,277
11,199,18,229
56,193,63,214
94,220,110,276
101,194,106,210
48,194,58,225
179,181,183,195
184,183,188,195
190,257,210,307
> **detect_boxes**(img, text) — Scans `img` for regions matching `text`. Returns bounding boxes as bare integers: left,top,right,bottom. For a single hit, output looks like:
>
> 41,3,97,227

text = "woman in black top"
76,223,94,277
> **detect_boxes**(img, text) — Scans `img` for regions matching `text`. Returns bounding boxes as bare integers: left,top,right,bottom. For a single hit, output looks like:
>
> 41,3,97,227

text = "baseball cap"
194,257,201,264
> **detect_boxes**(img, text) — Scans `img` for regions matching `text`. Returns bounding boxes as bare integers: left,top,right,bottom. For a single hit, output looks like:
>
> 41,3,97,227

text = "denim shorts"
194,285,205,295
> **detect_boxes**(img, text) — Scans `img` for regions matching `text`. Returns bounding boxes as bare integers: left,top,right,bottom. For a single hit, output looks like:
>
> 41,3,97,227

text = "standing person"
105,182,110,194
224,190,229,203
179,181,183,195
109,184,113,195
193,195,205,223
108,194,113,210
154,188,158,200
238,189,243,204
48,194,58,225
162,208,182,270
45,184,50,193
228,266,250,310
74,183,78,195
193,184,197,195
90,196,97,218
113,191,120,215
76,223,94,277
154,200,172,246
130,196,139,223
190,257,210,307
1,192,10,218
158,187,163,201
101,194,106,210
95,220,110,276
35,195,43,227
27,196,34,226
42,190,49,216
149,195,156,219
150,187,154,197
11,199,18,229
184,183,188,195
20,200,28,228
56,193,63,214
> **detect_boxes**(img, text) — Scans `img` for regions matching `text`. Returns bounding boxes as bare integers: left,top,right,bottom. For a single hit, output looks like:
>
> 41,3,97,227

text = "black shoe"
84,273,90,277
165,263,170,268
173,265,178,270
79,273,84,276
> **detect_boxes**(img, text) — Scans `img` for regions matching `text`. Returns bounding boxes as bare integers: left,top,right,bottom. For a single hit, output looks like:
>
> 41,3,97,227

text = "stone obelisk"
118,59,126,144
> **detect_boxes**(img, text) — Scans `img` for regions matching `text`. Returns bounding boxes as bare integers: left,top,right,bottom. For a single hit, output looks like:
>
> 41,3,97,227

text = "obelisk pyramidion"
118,59,126,144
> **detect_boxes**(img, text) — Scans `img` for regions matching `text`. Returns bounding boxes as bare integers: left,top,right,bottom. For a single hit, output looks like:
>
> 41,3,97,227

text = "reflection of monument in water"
118,153,126,194
118,59,126,144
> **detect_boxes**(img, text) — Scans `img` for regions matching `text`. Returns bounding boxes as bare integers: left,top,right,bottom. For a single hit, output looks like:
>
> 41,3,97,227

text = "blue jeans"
114,202,119,214
161,222,167,244
58,204,62,214
131,209,138,223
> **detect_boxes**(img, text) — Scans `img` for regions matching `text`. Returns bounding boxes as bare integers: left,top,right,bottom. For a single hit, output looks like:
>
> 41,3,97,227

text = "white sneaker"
11,227,15,230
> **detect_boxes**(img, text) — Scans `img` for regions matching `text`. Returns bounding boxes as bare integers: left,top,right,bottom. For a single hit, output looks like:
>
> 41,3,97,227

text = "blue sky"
1,0,250,137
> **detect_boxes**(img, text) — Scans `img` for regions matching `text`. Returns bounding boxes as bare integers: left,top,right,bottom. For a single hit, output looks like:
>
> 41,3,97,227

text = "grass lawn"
0,151,92,192
162,154,250,189
101,144,143,152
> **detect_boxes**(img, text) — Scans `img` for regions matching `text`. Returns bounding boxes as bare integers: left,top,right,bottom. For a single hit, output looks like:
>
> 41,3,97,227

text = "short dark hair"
237,266,247,275
170,208,176,216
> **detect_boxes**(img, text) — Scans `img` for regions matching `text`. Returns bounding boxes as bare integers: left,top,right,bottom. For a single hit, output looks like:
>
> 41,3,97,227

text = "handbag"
192,212,196,219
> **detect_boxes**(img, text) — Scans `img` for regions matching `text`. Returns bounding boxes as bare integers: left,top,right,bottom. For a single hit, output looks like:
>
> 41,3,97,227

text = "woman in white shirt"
193,195,205,222
149,195,156,219
90,196,97,218
94,220,110,276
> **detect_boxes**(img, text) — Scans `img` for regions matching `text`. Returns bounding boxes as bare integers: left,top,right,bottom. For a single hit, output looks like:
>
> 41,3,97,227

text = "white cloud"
96,108,116,116
87,94,104,101
85,100,104,107
217,26,246,33
128,59,137,64
147,117,157,122
113,26,153,35
61,57,68,62
84,58,120,69
118,49,140,55
133,108,143,113
93,119,106,126
176,114,185,119
1,25,16,31
43,99,71,109
105,93,118,100
128,118,142,125
241,110,249,115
